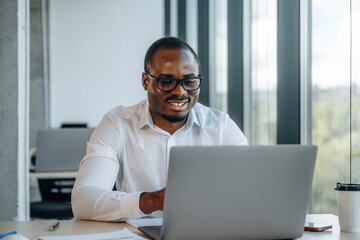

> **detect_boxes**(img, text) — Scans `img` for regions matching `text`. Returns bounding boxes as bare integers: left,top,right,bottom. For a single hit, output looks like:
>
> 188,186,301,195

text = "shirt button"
167,136,174,146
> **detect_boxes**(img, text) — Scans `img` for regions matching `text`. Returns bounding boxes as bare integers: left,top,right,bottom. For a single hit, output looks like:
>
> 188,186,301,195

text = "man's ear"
142,72,149,90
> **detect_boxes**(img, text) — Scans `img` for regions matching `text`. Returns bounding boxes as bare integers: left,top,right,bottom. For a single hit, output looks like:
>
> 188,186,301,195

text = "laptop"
139,145,317,240
35,128,94,172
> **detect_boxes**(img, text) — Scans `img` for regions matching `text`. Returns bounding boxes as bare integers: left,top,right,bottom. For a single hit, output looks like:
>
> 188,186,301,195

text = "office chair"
30,125,92,220
30,178,74,219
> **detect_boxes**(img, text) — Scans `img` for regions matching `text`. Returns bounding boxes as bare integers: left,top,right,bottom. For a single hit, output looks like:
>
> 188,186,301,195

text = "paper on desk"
38,228,146,240
126,218,163,228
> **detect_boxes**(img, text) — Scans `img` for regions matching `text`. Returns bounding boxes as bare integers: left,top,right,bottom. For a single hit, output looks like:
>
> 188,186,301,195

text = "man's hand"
139,188,166,214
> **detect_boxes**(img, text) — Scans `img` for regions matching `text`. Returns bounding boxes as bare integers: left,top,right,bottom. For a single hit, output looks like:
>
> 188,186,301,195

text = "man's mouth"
167,99,189,111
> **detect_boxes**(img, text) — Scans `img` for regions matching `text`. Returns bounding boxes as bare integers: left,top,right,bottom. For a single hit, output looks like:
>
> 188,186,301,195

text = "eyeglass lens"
157,78,201,91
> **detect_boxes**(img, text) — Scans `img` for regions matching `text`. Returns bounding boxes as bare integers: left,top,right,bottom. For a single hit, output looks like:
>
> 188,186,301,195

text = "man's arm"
72,155,165,220
72,116,145,221
72,155,144,220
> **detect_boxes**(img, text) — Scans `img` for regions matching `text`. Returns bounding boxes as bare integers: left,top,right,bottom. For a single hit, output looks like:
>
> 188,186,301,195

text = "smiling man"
71,37,248,221
143,43,200,134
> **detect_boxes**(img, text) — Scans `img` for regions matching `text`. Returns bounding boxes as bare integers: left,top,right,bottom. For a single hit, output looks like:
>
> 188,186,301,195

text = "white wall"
49,0,164,128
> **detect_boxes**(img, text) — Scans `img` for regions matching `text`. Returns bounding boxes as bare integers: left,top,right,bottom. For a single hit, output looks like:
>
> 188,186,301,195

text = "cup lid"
334,182,360,191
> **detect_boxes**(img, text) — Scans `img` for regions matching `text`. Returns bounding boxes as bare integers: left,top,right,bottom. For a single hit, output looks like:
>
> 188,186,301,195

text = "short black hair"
144,37,200,73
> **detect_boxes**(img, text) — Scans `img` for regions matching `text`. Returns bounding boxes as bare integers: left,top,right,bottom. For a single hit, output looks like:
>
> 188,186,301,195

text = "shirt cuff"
119,191,144,219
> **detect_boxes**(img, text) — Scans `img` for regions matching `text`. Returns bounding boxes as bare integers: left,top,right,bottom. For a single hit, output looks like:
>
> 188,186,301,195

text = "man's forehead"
150,48,199,71
153,48,195,61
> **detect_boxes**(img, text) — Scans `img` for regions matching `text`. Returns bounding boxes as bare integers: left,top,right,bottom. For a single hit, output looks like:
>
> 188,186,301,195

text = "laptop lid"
160,145,317,240
35,128,93,172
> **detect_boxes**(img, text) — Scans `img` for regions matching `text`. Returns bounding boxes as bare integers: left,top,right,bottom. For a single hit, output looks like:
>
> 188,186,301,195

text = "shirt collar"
185,103,201,128
138,100,202,130
139,100,154,130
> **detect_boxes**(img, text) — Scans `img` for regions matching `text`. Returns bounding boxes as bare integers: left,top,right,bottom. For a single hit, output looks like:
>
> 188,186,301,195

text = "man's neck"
149,111,188,135
153,118,186,135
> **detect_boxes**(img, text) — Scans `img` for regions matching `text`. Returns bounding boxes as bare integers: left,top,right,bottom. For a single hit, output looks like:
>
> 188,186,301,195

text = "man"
71,37,248,221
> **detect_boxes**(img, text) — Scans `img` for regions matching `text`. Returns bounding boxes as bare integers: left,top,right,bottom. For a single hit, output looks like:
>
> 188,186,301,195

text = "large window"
312,0,360,214
168,0,360,215
209,0,228,112
250,0,277,145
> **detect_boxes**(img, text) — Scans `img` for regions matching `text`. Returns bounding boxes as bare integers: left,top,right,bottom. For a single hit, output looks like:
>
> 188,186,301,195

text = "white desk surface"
302,214,360,239
29,171,77,179
0,219,149,240
1,214,360,240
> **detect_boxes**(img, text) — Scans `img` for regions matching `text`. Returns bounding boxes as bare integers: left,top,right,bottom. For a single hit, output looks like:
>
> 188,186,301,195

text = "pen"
48,222,60,231
0,231,18,239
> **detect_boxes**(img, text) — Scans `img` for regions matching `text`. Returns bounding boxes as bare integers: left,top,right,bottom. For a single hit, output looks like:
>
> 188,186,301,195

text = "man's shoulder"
192,102,229,126
194,102,228,117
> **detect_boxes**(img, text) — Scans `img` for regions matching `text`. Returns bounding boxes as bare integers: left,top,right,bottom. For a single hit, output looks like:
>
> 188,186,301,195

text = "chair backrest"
31,178,75,219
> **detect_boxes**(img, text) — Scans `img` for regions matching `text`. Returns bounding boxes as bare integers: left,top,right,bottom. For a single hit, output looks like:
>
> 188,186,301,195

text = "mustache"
166,95,190,101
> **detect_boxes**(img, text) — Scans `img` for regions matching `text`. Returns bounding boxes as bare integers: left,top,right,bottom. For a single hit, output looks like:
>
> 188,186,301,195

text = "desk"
302,214,360,239
0,219,150,240
30,172,77,179
1,214,360,240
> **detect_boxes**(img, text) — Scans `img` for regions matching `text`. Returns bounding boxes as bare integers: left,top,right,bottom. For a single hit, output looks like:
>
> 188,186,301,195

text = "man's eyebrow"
183,73,196,77
158,74,175,78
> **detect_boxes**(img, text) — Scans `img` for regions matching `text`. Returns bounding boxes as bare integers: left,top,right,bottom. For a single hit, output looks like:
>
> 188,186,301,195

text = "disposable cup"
334,182,360,232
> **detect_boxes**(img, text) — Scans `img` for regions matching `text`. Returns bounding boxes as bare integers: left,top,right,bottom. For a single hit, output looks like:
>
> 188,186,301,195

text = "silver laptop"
139,145,317,240
35,128,94,172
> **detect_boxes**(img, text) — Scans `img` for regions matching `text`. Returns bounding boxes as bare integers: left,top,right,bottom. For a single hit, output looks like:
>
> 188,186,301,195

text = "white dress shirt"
72,99,248,221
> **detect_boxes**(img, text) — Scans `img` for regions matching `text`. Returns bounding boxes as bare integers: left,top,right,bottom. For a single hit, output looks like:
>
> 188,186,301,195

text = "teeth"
169,102,186,106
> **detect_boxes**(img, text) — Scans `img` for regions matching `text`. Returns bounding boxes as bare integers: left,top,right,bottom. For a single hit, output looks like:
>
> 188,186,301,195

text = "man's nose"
171,81,187,95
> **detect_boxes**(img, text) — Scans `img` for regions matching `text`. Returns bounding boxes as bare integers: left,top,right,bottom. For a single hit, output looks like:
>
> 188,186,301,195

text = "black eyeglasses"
145,72,203,92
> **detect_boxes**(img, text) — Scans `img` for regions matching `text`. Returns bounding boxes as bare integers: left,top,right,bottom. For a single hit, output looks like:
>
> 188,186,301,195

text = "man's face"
142,48,200,125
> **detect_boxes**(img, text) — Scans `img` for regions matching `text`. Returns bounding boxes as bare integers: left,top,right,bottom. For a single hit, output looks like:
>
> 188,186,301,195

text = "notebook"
139,145,317,240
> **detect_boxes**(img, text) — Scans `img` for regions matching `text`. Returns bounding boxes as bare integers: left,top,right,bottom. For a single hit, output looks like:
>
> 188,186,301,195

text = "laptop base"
138,225,162,240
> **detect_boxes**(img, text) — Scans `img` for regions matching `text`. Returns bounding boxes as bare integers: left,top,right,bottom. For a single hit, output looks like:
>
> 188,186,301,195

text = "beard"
162,112,188,123
147,90,199,125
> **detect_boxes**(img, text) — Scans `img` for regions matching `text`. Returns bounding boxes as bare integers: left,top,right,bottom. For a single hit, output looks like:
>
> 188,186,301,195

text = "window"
209,0,228,112
311,0,360,214
250,0,277,145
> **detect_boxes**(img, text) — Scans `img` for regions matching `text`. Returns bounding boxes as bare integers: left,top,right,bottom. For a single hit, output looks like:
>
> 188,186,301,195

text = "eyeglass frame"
144,72,203,92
